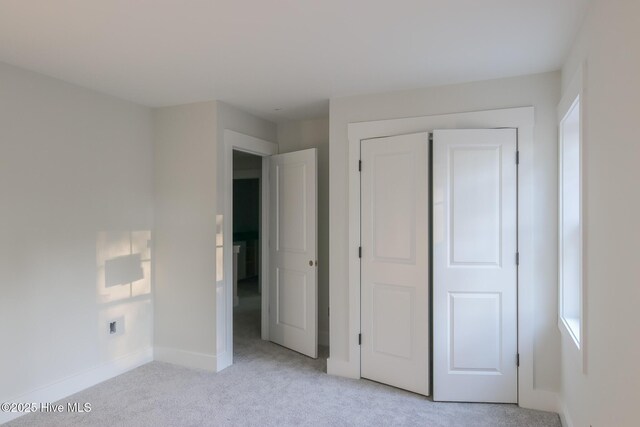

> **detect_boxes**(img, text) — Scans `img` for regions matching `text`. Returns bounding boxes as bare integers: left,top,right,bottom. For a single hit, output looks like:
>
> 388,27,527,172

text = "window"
559,95,582,348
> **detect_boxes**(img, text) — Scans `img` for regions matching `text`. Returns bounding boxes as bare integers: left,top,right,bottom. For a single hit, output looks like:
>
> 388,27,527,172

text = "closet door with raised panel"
433,129,518,403
360,132,430,396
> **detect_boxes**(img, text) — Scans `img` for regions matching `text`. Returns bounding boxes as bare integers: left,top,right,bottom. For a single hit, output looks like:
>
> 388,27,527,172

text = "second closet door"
360,132,430,396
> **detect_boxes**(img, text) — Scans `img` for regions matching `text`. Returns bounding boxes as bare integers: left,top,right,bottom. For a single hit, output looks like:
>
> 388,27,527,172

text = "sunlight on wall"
96,231,153,360
216,215,224,282
96,231,152,301
216,214,226,353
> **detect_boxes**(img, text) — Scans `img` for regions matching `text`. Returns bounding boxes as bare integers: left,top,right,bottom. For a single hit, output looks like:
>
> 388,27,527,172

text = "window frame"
557,65,586,370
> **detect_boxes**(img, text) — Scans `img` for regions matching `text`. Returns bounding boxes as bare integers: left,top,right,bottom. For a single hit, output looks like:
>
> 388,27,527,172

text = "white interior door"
433,129,518,403
360,133,430,396
269,148,317,358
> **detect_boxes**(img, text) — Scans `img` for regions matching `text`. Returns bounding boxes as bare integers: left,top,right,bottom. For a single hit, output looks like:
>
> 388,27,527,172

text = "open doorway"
219,130,318,369
232,150,263,355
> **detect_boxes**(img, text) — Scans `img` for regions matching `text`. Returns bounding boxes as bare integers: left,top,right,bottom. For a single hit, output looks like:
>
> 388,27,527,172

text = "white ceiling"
0,0,588,122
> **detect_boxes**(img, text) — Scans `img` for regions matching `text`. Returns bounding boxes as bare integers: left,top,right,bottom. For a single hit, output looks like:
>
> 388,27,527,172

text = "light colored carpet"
8,279,560,426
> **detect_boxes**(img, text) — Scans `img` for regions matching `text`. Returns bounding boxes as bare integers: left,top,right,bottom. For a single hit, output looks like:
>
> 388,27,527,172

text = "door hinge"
358,160,362,172
516,353,520,367
516,252,520,265
516,151,520,165
328,307,330,317
358,246,362,258
358,333,362,345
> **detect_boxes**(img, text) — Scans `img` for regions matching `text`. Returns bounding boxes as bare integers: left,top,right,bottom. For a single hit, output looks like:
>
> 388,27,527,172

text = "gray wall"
153,101,218,368
559,1,640,425
0,62,154,403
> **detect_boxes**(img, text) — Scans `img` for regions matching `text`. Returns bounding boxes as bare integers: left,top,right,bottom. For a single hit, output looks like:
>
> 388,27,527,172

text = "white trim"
557,63,587,374
260,156,271,340
327,358,360,379
154,346,217,372
558,398,575,427
225,130,279,156
0,347,152,425
337,107,552,411
559,316,581,349
218,130,277,371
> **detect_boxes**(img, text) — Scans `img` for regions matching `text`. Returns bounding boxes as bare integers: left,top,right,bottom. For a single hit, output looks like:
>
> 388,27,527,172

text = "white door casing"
269,148,318,358
360,133,430,396
433,129,518,403
219,130,277,372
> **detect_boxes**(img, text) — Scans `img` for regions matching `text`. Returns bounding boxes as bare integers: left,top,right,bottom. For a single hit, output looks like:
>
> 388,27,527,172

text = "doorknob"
309,260,313,266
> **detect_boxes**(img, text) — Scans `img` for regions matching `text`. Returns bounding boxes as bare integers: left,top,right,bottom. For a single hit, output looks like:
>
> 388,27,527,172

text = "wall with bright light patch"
0,61,154,423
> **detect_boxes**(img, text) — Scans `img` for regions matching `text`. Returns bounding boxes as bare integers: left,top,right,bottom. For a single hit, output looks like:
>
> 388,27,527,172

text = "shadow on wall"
96,231,152,360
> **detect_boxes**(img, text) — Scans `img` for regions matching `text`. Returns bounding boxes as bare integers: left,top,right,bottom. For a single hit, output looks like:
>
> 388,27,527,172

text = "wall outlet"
108,316,125,337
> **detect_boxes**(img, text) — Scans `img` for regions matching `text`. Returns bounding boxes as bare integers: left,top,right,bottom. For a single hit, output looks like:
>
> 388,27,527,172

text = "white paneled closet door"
433,129,518,403
360,132,430,396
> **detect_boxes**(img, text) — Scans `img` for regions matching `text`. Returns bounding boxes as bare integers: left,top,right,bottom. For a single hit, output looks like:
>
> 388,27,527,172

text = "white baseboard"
326,357,359,379
154,346,217,372
0,347,152,425
216,350,232,372
319,330,329,347
519,388,560,413
557,398,574,427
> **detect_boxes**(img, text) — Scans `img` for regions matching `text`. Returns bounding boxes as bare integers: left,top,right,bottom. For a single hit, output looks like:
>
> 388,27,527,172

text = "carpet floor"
8,279,561,426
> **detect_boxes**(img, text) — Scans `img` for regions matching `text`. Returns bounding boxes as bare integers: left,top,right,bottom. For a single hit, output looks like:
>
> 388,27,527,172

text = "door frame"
340,107,555,411
218,130,278,370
